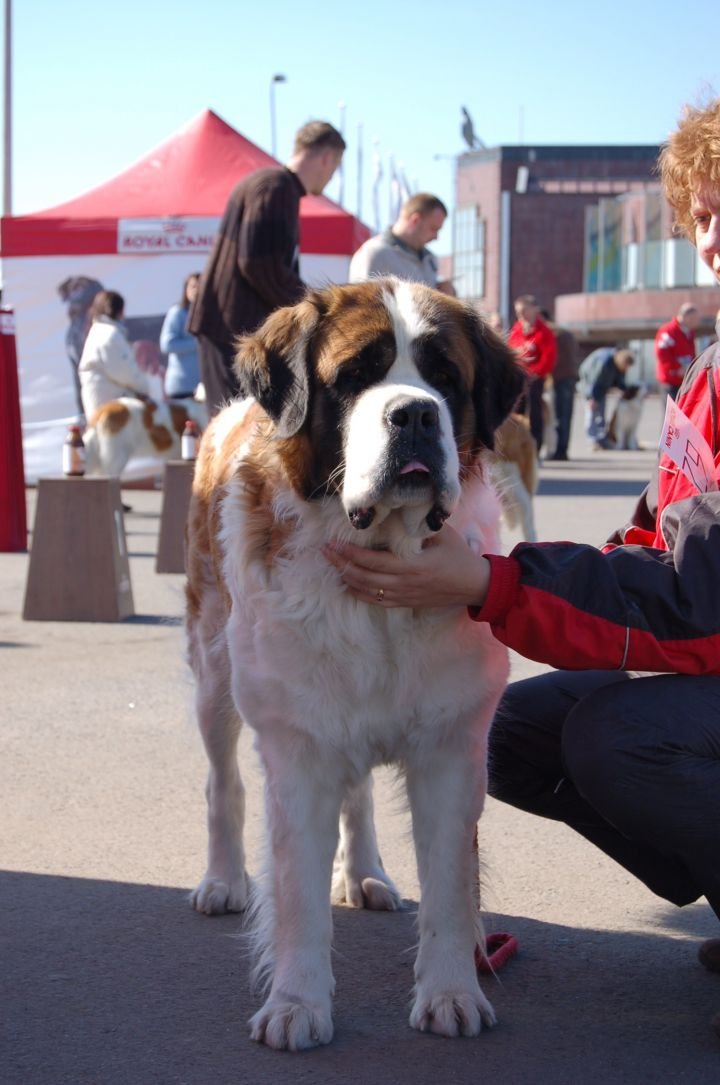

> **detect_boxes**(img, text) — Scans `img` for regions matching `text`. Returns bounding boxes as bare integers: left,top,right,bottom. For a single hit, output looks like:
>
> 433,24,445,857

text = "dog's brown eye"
336,349,389,391
431,366,458,391
336,361,366,388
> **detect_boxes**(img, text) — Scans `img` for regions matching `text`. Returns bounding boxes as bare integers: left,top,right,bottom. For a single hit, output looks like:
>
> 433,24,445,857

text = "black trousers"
196,335,241,417
516,375,546,453
487,670,720,919
659,382,680,403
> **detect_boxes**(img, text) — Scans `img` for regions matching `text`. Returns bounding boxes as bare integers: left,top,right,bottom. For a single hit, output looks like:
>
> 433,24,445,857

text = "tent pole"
3,0,11,216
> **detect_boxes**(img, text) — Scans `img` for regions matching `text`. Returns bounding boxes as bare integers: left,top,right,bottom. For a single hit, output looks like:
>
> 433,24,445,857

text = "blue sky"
9,0,720,256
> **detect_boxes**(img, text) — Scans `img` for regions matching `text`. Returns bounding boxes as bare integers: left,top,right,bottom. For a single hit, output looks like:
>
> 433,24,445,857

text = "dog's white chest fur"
220,475,507,770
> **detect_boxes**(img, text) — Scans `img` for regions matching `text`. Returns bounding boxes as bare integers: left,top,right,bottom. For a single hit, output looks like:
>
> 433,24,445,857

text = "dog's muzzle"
343,389,457,533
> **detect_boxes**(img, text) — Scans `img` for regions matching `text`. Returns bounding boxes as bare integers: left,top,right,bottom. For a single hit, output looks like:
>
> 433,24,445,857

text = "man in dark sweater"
541,310,579,461
189,120,346,413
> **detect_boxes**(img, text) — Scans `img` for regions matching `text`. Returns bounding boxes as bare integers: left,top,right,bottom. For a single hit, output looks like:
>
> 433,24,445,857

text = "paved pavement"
2,394,719,1084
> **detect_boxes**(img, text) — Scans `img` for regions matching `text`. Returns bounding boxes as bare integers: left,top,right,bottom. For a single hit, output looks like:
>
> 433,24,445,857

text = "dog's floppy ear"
463,308,525,450
234,296,323,437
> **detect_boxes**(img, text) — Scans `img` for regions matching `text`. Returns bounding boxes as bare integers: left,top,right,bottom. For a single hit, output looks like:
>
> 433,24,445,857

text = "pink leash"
475,932,519,973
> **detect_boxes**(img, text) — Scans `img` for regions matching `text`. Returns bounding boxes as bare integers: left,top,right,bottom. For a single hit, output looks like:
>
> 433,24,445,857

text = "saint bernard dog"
184,278,524,1050
83,396,208,477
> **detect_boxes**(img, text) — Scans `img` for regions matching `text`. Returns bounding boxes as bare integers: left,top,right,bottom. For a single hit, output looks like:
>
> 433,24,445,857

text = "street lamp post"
270,73,286,159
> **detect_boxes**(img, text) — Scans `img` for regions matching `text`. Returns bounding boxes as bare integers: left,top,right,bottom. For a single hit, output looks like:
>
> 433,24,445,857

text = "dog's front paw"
249,996,333,1051
331,860,402,911
190,872,249,915
409,986,496,1038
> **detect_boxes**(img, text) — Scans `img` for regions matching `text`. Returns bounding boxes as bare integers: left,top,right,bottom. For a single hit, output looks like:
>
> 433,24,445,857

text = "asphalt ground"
2,393,719,1084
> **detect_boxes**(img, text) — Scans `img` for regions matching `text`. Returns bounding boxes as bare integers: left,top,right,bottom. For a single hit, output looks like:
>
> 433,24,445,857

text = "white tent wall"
6,250,351,482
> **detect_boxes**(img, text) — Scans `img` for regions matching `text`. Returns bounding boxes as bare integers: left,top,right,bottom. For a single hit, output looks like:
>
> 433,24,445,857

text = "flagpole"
337,100,346,207
356,123,363,221
3,0,11,215
372,140,382,232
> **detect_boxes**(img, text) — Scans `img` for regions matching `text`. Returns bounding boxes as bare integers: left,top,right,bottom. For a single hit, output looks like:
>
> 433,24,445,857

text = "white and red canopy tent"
0,109,370,480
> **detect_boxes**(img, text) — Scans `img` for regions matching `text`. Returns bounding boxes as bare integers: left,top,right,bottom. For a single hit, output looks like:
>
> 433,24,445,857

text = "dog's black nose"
387,397,439,435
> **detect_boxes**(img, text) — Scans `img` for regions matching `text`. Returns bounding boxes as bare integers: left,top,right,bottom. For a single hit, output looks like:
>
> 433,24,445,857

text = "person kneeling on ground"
578,346,635,450
326,95,720,1040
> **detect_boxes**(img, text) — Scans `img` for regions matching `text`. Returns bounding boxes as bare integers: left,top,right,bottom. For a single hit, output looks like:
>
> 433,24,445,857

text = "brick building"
451,144,661,329
449,144,719,380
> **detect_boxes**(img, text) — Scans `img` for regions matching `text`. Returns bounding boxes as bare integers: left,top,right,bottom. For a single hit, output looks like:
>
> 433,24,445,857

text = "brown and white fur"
491,413,539,541
185,279,524,1050
607,385,646,451
83,396,208,476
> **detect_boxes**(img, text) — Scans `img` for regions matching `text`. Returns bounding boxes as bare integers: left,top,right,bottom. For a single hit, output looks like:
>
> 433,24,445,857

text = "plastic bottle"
181,419,199,461
63,425,86,477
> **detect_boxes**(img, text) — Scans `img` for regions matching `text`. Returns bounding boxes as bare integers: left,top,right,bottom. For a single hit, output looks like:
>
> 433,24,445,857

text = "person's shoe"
698,939,720,973
121,502,133,514
592,439,612,451
548,451,569,461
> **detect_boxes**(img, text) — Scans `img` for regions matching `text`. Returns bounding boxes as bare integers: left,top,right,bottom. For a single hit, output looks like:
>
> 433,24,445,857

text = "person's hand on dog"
325,524,491,609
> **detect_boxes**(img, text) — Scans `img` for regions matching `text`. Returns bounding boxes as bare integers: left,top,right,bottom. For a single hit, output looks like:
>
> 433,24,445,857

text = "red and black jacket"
473,341,720,674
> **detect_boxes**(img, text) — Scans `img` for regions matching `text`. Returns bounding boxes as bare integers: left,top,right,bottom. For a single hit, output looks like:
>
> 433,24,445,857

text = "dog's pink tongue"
400,461,429,475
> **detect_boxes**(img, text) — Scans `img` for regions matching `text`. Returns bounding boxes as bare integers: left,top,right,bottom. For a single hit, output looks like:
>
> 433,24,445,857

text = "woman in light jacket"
160,272,201,399
78,290,151,421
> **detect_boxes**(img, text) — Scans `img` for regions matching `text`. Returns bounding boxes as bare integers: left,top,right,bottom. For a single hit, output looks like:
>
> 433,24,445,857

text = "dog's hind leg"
95,427,132,478
406,736,496,1038
331,773,402,910
81,427,101,475
188,591,249,916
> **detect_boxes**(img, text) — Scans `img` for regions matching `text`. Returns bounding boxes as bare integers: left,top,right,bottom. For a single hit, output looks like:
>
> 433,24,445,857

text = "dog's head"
620,384,645,402
234,279,524,536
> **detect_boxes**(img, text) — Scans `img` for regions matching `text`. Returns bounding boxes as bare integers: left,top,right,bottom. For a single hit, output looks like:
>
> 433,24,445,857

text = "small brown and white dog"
491,413,539,541
185,279,524,1050
83,396,208,477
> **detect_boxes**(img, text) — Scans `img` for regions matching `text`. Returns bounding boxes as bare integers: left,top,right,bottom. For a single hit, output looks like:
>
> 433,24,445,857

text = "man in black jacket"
189,121,345,414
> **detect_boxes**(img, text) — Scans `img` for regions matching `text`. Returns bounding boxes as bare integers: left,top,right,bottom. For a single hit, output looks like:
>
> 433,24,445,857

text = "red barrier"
0,307,28,551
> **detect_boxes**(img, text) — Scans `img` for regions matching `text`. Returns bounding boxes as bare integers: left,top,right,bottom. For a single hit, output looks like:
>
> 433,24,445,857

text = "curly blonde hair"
658,98,720,240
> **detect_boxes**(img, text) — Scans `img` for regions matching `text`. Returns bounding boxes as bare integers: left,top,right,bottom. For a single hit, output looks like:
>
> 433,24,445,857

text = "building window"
454,205,485,300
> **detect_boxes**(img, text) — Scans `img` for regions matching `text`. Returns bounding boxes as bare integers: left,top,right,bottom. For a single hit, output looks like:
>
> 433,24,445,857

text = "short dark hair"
401,192,447,218
614,348,635,367
293,120,346,155
91,289,124,321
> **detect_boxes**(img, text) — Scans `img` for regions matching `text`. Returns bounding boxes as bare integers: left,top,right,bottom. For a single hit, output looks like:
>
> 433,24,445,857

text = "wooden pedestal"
155,460,195,574
23,477,135,622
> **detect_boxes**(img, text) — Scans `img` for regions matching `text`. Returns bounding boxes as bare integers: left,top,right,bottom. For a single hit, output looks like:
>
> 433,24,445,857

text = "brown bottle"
181,419,199,461
63,424,86,477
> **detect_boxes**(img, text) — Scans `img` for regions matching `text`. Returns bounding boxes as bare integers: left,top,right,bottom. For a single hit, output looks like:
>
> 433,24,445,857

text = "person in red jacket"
507,294,557,453
655,301,700,400
327,96,720,1037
